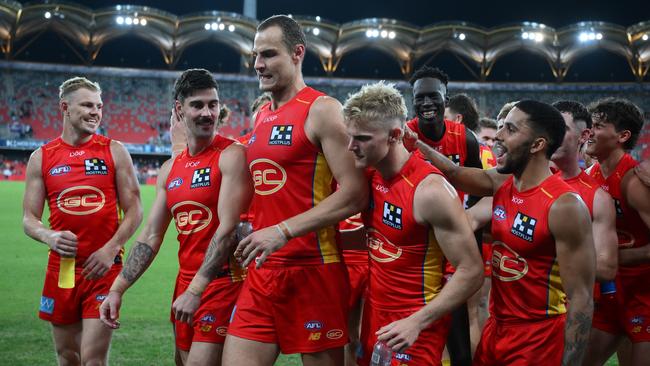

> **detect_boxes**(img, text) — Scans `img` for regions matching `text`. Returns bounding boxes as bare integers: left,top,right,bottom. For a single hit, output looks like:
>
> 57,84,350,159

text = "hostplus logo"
191,167,211,188
268,125,293,146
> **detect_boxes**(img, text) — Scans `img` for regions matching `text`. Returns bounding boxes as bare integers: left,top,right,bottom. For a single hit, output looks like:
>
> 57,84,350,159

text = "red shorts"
346,263,368,310
172,277,243,351
39,264,121,325
357,300,450,366
593,274,650,343
473,315,565,366
227,262,350,354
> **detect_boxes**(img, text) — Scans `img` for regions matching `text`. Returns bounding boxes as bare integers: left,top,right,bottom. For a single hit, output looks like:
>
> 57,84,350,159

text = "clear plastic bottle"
370,341,392,366
235,221,253,243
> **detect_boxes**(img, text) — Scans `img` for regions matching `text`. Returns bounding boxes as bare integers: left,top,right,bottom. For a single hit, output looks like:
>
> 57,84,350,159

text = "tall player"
582,98,650,366
344,81,483,366
22,77,143,365
407,100,596,365
226,15,368,366
99,69,252,366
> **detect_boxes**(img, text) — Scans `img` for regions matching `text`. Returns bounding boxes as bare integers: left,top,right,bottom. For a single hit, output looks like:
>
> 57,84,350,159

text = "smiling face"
176,88,220,140
62,88,103,136
585,113,629,161
493,107,537,175
412,77,447,126
253,26,303,93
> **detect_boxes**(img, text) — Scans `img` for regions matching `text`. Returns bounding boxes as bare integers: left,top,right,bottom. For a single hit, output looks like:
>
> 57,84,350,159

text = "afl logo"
304,320,323,330
171,201,212,235
168,178,183,190
493,205,506,221
56,186,106,215
250,158,286,195
491,241,529,282
367,228,402,263
50,165,71,176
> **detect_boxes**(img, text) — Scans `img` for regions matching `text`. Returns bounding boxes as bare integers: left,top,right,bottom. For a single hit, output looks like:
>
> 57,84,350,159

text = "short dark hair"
173,69,218,103
409,66,449,88
514,100,566,159
258,15,306,53
588,98,644,150
447,93,479,131
552,100,592,129
479,117,497,131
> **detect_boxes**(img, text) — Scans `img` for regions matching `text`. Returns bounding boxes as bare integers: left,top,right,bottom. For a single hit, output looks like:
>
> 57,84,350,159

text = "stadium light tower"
241,0,257,73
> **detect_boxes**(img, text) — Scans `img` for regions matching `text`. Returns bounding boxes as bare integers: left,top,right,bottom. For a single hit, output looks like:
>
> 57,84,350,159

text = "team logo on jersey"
268,125,293,146
492,241,529,281
631,316,645,325
201,314,215,323
56,185,106,215
493,205,507,221
250,159,287,195
216,326,228,336
304,321,323,330
510,212,537,242
326,329,344,340
95,294,107,302
191,167,211,188
447,154,461,165
50,165,71,176
168,178,183,190
394,353,412,361
614,199,623,217
84,158,108,175
382,201,402,229
40,296,54,314
171,200,212,234
367,228,402,263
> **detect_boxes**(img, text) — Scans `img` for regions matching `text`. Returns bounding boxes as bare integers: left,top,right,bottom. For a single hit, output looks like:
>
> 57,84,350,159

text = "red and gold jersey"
561,170,598,217
362,154,445,312
407,118,468,205
490,174,575,321
41,134,120,268
480,144,496,170
246,87,340,266
589,154,650,277
340,214,367,265
166,135,245,283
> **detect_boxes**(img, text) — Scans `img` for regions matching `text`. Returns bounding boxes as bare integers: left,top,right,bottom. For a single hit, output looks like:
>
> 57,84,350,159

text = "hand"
402,126,419,152
172,290,202,325
634,159,650,187
170,108,187,149
46,230,78,257
82,245,118,280
376,314,425,353
99,291,122,329
235,225,288,268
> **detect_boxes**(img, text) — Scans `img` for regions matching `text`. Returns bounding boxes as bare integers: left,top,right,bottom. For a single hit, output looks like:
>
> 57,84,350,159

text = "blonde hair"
59,77,101,100
343,81,407,128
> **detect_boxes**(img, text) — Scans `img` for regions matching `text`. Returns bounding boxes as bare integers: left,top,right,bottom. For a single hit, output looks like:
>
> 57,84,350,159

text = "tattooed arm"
172,143,253,324
99,160,173,328
549,193,595,366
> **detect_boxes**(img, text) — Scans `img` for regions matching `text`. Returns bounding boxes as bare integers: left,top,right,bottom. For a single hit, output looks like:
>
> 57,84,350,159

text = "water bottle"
235,221,253,243
599,280,616,300
370,341,392,366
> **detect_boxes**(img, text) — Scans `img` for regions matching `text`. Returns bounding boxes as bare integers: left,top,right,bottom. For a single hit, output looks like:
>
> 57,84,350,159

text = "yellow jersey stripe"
313,153,339,263
423,230,444,304
546,258,567,316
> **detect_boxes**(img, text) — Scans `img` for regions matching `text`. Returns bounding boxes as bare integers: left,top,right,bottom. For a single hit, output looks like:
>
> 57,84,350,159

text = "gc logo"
367,228,402,263
249,158,286,195
56,186,105,215
171,201,212,234
491,241,528,282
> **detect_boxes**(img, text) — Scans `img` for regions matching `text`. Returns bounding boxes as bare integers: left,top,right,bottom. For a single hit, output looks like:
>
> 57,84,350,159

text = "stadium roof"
0,1,648,81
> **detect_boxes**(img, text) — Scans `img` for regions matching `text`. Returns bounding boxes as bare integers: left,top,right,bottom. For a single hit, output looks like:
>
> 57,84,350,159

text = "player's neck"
61,122,93,146
375,145,410,181
513,155,553,192
270,76,307,110
554,154,581,180
597,148,625,178
187,134,215,157
417,118,445,142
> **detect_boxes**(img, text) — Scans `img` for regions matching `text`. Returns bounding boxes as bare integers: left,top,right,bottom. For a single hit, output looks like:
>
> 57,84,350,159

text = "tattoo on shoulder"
122,241,154,283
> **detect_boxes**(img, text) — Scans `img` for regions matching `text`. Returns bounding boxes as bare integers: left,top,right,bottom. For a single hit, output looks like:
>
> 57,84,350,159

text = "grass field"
0,180,618,365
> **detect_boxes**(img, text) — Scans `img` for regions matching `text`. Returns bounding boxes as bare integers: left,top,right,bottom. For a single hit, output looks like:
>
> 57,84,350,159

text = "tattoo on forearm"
122,241,154,283
562,304,593,366
197,233,235,281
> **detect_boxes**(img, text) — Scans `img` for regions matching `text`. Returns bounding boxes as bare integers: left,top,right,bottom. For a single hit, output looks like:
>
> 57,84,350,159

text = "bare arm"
377,174,483,352
237,97,368,267
633,158,650,187
549,193,595,366
591,188,618,281
82,141,143,279
172,144,253,323
619,172,650,265
466,195,493,231
22,148,79,255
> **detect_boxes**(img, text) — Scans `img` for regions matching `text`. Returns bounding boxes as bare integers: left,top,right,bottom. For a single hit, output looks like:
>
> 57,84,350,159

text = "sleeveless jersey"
362,154,445,312
561,170,597,217
246,87,340,266
588,154,650,278
490,174,575,321
41,134,120,269
165,135,245,283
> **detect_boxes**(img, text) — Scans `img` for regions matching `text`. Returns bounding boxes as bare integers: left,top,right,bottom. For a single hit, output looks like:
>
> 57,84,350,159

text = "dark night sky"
14,0,650,81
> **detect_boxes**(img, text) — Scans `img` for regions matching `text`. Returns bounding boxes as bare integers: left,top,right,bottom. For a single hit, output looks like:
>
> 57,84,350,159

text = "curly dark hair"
409,66,449,87
588,98,644,150
552,100,592,129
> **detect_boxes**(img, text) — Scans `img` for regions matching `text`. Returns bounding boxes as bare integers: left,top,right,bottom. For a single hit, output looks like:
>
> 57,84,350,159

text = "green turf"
0,180,618,365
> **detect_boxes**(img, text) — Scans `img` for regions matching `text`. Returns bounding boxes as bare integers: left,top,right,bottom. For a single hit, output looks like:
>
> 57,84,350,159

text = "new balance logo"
191,167,211,188
269,125,293,146
510,212,537,242
382,201,403,230
84,158,108,175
